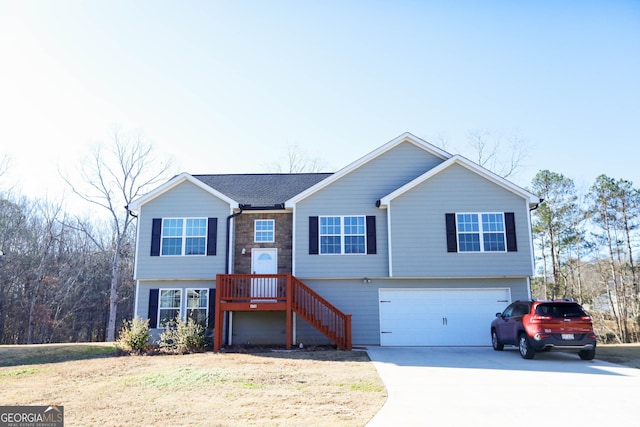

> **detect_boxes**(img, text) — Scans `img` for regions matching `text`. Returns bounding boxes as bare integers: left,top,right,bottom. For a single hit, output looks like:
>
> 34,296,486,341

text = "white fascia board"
378,155,540,208
285,132,452,208
127,172,239,211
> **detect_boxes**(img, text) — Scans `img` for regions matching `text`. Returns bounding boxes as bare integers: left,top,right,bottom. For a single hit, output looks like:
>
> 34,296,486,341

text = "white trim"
158,288,182,327
318,215,367,255
185,288,210,326
378,155,540,208
254,219,275,243
291,209,297,275
386,204,393,277
127,172,239,211
293,313,297,345
526,199,536,283
134,280,140,319
160,217,208,256
456,212,507,253
285,132,451,208
133,206,142,280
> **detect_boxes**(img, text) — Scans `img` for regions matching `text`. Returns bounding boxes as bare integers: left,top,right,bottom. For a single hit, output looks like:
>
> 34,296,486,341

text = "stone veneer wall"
233,212,293,274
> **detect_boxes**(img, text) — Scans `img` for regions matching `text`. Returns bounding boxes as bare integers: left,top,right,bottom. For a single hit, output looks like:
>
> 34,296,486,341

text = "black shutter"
505,212,517,252
309,216,319,255
148,289,159,328
207,217,218,256
208,288,216,328
366,216,377,254
445,213,457,253
150,218,162,256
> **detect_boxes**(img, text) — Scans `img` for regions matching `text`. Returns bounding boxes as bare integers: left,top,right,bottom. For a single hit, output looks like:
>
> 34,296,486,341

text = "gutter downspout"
529,198,544,211
225,205,244,274
223,205,243,347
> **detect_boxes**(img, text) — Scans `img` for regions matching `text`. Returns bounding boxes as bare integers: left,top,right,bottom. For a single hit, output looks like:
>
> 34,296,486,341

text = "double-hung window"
319,215,366,254
156,289,209,327
255,219,275,243
456,212,506,252
186,289,208,325
161,218,207,256
158,289,181,327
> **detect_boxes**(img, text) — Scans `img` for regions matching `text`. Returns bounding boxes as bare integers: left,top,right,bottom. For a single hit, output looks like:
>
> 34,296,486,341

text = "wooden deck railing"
214,274,351,351
290,276,352,351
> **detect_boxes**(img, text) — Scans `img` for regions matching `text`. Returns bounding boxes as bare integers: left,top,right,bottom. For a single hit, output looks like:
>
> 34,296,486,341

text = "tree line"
531,171,640,343
1,135,639,344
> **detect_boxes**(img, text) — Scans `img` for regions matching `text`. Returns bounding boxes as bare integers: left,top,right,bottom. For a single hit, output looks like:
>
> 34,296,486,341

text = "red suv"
490,299,597,360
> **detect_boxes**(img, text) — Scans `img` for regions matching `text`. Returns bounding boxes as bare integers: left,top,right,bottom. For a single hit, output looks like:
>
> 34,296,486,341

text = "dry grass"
1,342,638,426
0,344,386,427
595,343,640,368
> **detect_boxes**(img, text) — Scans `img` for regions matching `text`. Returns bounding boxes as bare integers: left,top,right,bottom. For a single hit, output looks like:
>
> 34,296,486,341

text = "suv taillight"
529,315,551,323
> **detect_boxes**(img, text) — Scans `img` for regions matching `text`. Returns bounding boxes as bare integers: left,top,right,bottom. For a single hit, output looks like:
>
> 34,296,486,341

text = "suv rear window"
535,303,586,318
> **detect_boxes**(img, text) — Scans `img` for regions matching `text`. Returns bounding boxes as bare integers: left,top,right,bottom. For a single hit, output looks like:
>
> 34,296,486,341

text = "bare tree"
264,143,329,173
0,154,10,178
466,130,529,179
61,129,173,341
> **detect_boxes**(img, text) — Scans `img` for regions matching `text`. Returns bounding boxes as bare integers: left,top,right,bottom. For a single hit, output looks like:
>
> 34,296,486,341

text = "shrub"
116,317,151,354
159,316,206,354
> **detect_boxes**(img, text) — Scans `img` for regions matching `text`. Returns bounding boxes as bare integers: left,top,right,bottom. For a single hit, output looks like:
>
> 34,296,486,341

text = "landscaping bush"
159,316,206,354
116,317,150,354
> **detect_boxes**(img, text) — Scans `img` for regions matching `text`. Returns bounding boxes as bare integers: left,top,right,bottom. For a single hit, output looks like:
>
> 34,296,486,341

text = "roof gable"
127,172,333,212
127,172,239,211
285,132,451,207
378,155,540,208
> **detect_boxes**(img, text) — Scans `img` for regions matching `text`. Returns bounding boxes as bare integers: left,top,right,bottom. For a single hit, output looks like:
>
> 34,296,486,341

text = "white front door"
251,248,278,300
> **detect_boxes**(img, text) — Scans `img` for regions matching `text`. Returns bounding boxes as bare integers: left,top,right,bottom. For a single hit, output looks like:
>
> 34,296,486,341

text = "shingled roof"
193,173,333,207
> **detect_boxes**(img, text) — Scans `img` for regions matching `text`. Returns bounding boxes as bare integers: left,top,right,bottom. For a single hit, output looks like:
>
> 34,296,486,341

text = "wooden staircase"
214,274,352,352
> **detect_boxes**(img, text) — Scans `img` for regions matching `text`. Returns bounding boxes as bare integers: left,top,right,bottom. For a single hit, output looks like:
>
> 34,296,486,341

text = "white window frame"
185,288,209,326
254,219,275,243
319,215,366,255
158,289,182,327
456,212,506,253
161,217,207,256
158,288,210,328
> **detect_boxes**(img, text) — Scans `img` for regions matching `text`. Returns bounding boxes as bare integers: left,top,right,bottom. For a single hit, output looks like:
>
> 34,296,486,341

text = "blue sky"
1,1,639,202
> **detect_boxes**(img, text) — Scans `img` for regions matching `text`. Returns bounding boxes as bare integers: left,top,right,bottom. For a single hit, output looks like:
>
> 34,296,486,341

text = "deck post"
213,275,224,352
345,314,352,351
285,274,292,349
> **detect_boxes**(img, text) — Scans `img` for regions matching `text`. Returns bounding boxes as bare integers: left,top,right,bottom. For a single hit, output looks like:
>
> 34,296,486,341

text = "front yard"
0,343,386,426
1,342,638,426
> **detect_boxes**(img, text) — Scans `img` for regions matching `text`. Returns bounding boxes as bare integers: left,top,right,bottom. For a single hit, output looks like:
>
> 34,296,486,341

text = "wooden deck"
214,274,351,352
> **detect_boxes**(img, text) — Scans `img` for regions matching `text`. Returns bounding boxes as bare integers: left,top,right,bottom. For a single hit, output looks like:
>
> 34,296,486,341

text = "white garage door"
379,288,510,346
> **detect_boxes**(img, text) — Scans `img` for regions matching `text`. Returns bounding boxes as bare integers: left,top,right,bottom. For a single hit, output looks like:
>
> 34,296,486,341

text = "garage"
379,288,510,346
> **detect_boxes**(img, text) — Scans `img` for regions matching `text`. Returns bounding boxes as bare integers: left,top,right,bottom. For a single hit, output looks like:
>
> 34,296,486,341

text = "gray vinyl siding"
389,164,534,277
294,141,445,278
136,280,215,341
135,181,231,280
231,312,288,345
295,278,529,345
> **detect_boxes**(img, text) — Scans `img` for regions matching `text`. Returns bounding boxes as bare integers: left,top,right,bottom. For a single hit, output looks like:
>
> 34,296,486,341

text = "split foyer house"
127,132,540,350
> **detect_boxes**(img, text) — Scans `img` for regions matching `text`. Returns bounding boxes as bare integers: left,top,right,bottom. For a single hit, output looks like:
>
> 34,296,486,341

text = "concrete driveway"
365,346,640,427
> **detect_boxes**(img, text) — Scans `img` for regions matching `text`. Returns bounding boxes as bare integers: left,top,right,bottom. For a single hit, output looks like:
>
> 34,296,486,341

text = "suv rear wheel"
491,330,504,351
518,333,535,359
579,346,596,360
